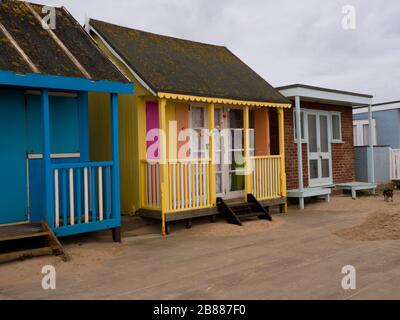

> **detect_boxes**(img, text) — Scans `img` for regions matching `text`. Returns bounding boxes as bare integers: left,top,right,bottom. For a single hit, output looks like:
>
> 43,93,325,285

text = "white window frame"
330,112,342,143
189,104,209,159
353,119,377,147
293,109,308,143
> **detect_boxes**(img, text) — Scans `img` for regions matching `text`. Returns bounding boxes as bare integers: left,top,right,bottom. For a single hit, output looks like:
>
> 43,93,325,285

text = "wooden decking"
336,182,377,199
0,222,67,263
139,196,287,234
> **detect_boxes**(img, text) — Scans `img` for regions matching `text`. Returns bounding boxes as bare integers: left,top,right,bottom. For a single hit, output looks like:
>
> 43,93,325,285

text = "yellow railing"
140,160,161,210
140,159,213,212
250,155,282,200
168,159,212,212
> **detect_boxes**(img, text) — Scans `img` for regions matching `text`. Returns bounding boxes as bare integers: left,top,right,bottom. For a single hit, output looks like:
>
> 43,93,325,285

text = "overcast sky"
36,0,399,103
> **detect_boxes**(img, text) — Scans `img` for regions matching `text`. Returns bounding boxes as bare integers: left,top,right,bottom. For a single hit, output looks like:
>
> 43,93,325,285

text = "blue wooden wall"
0,88,86,224
354,109,400,148
0,89,28,224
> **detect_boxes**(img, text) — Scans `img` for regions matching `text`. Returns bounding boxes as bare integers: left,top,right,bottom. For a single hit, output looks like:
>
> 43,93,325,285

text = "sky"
35,0,400,103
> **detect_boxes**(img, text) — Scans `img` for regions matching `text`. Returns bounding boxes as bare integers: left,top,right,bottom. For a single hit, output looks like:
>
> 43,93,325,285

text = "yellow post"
278,107,287,213
243,105,252,198
158,98,169,235
207,103,216,206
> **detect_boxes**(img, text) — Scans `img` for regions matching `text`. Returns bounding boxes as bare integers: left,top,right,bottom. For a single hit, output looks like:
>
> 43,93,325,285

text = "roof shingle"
0,0,128,83
90,19,289,104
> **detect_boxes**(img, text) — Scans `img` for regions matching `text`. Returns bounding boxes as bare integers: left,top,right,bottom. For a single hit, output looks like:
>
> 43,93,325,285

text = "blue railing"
50,161,119,236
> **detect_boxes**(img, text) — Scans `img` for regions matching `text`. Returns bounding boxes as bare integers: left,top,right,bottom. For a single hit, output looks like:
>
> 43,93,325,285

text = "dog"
383,188,394,202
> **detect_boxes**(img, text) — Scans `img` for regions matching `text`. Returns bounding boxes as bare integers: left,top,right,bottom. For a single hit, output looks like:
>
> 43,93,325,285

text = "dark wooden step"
0,221,67,263
0,246,53,264
235,212,267,219
217,194,273,227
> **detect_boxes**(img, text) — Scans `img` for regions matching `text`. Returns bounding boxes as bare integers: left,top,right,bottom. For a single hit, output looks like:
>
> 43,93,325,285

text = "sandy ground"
1,192,400,299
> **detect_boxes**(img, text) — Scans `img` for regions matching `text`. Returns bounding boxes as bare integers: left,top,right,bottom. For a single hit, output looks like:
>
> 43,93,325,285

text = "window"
331,113,342,143
293,110,306,142
190,106,208,159
353,119,377,146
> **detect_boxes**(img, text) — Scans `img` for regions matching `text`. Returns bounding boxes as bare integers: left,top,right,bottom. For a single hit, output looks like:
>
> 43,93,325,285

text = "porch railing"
140,159,212,212
250,155,281,200
52,162,114,228
390,148,400,180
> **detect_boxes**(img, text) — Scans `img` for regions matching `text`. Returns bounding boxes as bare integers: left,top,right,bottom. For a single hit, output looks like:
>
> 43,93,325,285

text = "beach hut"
0,0,133,247
87,20,291,235
277,84,376,207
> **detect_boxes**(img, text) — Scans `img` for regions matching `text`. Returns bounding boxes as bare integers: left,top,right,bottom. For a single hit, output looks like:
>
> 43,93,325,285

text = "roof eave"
158,92,292,108
0,70,134,94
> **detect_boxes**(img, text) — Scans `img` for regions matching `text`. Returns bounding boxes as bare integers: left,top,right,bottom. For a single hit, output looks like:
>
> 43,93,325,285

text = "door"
307,111,332,187
0,90,28,224
214,108,254,199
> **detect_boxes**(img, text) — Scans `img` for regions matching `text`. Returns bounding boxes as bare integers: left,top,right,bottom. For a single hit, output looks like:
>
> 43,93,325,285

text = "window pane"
310,160,318,179
353,125,357,146
321,159,330,178
332,114,340,140
320,115,329,153
230,173,244,192
308,114,317,152
363,124,369,146
192,107,204,128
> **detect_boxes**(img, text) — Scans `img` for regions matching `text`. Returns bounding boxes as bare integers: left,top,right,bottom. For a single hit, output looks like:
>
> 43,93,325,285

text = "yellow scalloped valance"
157,92,292,108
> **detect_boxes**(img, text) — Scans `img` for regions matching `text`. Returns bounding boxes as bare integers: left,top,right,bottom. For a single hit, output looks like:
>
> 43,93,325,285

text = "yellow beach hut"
87,19,291,234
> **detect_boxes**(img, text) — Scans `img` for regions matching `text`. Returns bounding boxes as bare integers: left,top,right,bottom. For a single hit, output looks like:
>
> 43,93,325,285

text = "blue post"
41,89,55,228
78,92,90,162
110,93,121,227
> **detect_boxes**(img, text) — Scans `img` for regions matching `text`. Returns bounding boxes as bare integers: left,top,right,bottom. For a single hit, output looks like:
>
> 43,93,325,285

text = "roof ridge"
89,18,226,49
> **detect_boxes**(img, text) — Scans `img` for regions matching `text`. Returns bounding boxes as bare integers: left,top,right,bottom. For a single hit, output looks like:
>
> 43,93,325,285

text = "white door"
307,111,333,187
214,108,254,199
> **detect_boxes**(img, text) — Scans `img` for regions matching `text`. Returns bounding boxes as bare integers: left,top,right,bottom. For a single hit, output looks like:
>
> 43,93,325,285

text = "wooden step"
217,194,273,227
0,221,68,263
0,246,53,264
0,231,50,242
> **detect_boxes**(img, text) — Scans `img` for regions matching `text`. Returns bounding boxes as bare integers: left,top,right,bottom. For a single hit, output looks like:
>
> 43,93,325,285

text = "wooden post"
278,107,287,213
41,89,55,227
158,98,169,235
110,93,121,241
243,105,252,198
208,103,216,206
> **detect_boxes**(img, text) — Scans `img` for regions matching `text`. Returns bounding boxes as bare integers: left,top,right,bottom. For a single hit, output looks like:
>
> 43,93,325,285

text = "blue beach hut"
0,0,133,241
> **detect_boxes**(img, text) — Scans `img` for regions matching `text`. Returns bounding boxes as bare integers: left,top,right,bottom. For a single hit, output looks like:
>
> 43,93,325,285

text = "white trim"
279,86,373,106
89,25,156,96
353,119,377,146
293,108,308,143
353,102,400,114
28,153,81,159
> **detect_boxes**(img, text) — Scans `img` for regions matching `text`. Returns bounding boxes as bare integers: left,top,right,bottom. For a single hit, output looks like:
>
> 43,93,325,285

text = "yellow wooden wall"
89,32,151,215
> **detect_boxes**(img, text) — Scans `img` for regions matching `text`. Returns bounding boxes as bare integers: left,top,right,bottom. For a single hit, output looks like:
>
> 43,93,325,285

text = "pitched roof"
89,19,289,104
0,0,128,83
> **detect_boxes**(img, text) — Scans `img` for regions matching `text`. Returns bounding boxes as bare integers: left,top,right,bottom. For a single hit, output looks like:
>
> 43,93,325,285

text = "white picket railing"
53,162,113,227
390,148,400,180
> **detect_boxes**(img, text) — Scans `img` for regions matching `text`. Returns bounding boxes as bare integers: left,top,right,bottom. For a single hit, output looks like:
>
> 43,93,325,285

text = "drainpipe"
295,96,304,209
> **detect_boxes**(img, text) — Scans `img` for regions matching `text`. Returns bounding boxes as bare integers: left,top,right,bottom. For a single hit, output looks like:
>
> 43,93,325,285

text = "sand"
335,199,400,241
176,218,284,237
